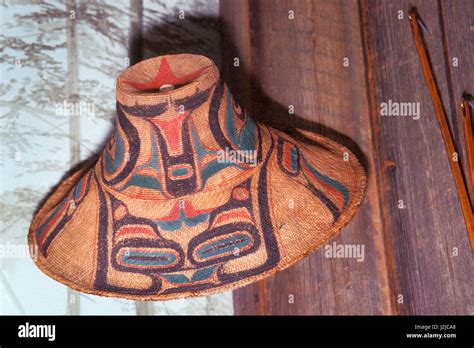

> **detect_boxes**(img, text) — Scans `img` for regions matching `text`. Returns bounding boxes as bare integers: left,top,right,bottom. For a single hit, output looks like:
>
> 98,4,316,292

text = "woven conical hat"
28,54,367,300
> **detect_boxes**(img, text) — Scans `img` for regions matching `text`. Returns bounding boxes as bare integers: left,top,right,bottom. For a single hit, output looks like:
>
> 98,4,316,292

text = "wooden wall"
221,0,474,315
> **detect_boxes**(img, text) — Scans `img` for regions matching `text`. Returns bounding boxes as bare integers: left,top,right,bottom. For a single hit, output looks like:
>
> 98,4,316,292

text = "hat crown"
100,54,262,200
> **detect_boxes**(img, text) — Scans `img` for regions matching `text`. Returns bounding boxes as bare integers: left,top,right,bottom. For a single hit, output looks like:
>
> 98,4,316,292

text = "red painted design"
157,200,212,222
302,161,345,207
114,225,157,243
124,58,207,91
39,198,69,246
150,112,189,154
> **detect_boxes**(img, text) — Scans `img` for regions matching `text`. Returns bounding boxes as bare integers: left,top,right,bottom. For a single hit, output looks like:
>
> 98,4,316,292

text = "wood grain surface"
221,0,474,315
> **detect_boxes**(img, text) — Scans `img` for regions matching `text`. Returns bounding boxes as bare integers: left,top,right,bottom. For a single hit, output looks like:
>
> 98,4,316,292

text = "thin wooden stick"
461,95,474,205
408,8,474,250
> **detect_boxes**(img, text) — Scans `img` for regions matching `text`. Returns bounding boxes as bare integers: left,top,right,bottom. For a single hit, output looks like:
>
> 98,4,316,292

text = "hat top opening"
117,54,218,104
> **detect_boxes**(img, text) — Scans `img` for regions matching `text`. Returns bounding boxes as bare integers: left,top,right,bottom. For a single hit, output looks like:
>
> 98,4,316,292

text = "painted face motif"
103,80,260,199
91,74,279,296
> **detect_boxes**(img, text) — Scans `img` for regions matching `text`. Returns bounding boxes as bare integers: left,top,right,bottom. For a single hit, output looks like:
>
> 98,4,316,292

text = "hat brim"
29,126,367,301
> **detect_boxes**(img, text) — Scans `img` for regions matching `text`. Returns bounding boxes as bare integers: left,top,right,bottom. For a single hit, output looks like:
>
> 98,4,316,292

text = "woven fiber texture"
28,54,367,300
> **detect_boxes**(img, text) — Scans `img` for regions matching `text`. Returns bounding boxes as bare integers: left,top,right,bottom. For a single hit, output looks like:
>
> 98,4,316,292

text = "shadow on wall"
33,15,368,214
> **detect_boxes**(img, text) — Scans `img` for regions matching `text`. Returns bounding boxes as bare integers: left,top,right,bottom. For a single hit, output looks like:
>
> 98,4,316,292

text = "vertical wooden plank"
224,0,394,314
439,0,474,198
364,0,474,314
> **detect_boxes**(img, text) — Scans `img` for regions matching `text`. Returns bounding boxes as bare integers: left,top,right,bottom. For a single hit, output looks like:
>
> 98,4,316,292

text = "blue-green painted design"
171,167,189,177
118,108,256,192
121,128,161,191
197,234,252,259
161,273,189,284
290,146,299,172
301,155,349,207
162,265,217,284
191,265,217,281
154,206,209,232
73,176,84,200
135,127,160,172
121,251,177,266
105,128,125,174
37,196,68,239
201,161,236,183
191,125,245,188
225,91,256,152
122,174,162,191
